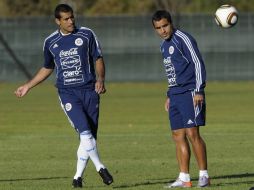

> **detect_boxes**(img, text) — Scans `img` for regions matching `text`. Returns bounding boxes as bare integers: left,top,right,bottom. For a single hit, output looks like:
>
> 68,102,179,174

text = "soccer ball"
215,5,238,28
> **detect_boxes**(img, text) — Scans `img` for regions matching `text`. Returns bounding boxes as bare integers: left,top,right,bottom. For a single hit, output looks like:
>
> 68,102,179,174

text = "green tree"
1,0,58,17
84,0,155,16
0,0,254,17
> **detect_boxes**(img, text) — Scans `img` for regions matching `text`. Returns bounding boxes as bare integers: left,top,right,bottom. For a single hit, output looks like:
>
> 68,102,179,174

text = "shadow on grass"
113,173,254,188
210,173,254,187
1,173,253,188
0,176,69,182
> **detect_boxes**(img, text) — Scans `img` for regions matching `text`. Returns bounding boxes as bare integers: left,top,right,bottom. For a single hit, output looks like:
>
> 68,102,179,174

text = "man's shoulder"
174,29,196,43
44,30,60,45
76,27,95,37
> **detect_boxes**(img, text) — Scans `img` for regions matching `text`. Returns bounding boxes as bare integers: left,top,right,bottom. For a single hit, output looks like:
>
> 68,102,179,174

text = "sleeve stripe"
191,91,200,119
175,30,202,92
80,27,102,56
43,30,59,51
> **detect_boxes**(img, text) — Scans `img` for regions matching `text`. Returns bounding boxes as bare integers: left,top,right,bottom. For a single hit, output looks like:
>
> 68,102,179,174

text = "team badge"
75,38,83,46
65,103,72,111
169,46,174,54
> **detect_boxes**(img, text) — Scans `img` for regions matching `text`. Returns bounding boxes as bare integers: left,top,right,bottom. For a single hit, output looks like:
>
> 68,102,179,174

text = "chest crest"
75,38,83,46
168,46,174,55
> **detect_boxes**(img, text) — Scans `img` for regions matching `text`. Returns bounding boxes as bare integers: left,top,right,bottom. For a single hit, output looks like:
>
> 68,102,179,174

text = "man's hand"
95,58,106,94
165,97,170,112
14,67,53,98
193,94,204,107
14,84,30,98
95,80,106,94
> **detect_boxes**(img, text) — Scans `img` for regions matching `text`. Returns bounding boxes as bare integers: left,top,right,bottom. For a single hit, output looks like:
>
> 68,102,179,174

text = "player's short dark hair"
54,4,73,19
152,10,173,26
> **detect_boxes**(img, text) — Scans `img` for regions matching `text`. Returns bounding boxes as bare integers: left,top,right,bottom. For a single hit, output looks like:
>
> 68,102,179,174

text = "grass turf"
0,81,254,190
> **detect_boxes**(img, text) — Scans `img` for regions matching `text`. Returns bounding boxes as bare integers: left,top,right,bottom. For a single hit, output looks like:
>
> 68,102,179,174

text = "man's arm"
14,67,53,98
95,57,106,94
178,32,206,107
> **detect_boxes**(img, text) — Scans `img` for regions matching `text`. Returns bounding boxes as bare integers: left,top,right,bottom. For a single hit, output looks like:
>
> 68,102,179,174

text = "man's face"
153,18,173,40
55,12,75,34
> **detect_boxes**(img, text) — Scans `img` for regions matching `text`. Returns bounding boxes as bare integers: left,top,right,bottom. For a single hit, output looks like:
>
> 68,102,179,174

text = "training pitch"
0,82,254,190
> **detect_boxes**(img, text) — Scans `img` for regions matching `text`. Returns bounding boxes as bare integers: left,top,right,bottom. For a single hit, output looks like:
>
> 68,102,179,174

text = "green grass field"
0,82,254,190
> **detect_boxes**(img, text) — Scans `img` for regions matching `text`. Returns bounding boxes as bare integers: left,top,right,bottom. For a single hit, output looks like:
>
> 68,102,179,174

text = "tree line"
0,0,253,17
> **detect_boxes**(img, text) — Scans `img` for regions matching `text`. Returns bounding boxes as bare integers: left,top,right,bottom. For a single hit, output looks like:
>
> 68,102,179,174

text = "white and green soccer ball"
215,4,238,28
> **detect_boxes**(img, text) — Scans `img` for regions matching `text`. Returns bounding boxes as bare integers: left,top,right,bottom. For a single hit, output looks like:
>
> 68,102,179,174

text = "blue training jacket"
43,27,102,89
160,29,206,95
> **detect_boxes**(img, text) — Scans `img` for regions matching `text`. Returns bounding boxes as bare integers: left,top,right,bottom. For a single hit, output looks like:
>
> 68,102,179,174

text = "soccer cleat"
197,176,210,187
165,178,192,188
98,168,113,185
72,177,83,188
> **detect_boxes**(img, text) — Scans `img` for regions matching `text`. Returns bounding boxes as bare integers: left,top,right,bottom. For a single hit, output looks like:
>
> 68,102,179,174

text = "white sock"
199,170,209,178
73,143,89,179
179,172,190,182
80,131,105,171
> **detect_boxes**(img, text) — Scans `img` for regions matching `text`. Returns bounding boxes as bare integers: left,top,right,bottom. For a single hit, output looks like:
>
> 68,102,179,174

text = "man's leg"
80,130,113,185
167,92,192,188
59,89,105,171
186,127,207,170
72,143,89,188
186,127,210,187
74,143,89,179
80,90,113,185
172,129,191,173
58,89,113,186
167,129,192,188
80,130,104,171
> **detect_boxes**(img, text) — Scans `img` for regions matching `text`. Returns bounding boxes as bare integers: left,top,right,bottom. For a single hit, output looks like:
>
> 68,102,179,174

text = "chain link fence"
0,14,253,82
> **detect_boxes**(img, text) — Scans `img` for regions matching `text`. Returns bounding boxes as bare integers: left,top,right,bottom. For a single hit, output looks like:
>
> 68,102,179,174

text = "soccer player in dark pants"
152,10,210,188
14,4,113,188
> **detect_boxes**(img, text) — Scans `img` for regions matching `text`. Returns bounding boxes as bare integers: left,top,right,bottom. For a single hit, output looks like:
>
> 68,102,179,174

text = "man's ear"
55,18,60,26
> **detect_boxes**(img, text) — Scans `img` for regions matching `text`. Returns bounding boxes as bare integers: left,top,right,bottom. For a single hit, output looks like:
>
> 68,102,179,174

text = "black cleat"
72,177,83,188
98,168,113,185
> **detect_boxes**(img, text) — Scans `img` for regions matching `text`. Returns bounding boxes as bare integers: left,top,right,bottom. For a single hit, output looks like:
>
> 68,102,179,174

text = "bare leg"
186,126,207,170
172,129,191,173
